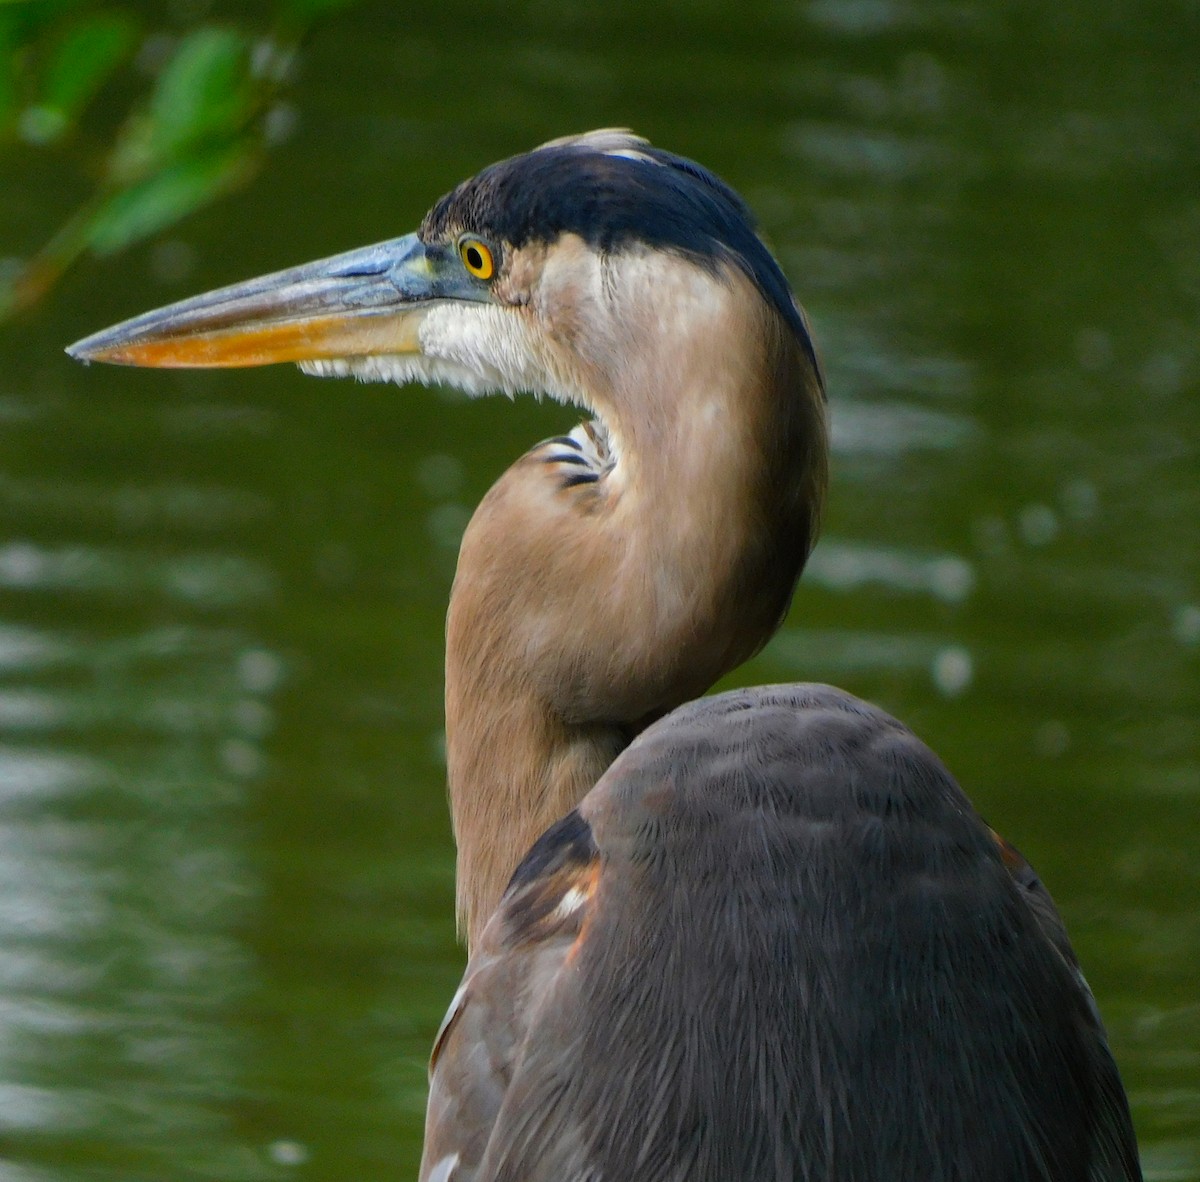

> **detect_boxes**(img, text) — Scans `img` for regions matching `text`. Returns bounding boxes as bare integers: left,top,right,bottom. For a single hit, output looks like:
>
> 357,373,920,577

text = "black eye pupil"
467,247,483,270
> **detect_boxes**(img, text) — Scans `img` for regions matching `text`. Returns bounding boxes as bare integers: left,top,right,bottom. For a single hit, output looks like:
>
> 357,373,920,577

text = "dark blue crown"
422,141,815,365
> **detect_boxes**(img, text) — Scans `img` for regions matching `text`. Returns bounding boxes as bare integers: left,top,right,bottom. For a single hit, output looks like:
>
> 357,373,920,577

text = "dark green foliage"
0,0,360,318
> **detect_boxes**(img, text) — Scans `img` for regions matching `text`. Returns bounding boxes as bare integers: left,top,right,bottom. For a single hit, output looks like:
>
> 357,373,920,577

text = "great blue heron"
68,130,1140,1181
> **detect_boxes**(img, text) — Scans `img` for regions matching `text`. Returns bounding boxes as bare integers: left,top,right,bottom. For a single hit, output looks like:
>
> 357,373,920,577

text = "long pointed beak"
66,233,479,369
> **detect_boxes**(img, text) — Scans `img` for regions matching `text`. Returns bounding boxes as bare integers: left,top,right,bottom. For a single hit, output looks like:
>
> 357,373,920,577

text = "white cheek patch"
417,303,548,397
298,354,491,392
298,304,568,403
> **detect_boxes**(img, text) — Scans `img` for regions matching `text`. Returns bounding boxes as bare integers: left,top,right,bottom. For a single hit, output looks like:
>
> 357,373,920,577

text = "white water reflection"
0,626,71,673
0,476,270,533
0,750,103,801
829,397,976,458
786,121,947,181
768,625,971,682
0,612,284,1178
806,539,975,603
0,543,274,609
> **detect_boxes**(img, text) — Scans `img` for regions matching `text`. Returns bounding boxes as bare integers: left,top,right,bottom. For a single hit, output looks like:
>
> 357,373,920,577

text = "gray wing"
990,828,1142,1182
418,810,598,1182
423,685,1142,1182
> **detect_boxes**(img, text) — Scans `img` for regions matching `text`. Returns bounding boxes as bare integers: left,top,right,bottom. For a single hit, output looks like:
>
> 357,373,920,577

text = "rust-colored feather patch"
499,809,600,950
989,826,1028,876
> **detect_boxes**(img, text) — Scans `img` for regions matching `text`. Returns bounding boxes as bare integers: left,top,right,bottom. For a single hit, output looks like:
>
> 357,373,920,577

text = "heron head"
67,130,821,440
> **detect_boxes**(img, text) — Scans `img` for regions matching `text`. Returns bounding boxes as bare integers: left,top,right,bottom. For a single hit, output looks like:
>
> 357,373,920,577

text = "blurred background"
0,0,1197,1178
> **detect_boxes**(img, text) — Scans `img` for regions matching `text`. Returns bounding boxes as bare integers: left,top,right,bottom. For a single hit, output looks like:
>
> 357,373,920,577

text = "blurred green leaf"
0,1,84,44
30,11,138,141
1,0,364,320
88,142,257,255
110,26,253,182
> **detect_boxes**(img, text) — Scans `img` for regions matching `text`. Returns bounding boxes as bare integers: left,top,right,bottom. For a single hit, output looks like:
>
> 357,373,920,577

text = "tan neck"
445,678,627,946
445,266,826,948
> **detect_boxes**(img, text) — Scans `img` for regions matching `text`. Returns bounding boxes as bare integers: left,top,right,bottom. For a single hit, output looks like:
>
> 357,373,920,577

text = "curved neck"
446,272,826,947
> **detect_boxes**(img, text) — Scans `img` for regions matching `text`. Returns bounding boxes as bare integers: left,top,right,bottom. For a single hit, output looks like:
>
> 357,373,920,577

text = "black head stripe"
422,143,813,356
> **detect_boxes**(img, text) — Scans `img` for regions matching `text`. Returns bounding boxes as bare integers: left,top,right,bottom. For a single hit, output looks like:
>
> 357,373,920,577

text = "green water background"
0,1,1197,1178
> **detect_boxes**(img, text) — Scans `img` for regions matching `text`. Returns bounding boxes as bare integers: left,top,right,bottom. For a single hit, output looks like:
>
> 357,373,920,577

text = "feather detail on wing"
988,827,1142,1182
420,689,1141,1182
419,810,599,1182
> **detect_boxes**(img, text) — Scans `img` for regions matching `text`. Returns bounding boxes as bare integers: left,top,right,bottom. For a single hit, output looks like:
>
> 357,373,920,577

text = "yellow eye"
459,237,495,280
